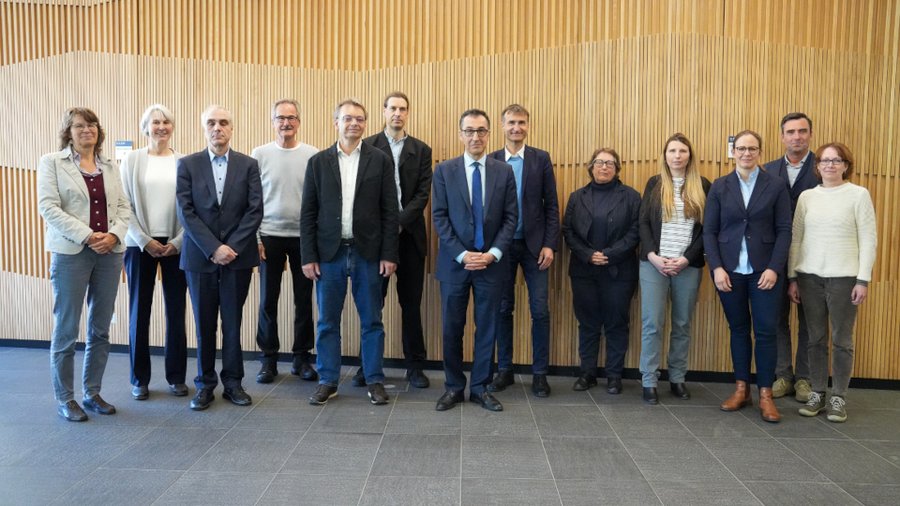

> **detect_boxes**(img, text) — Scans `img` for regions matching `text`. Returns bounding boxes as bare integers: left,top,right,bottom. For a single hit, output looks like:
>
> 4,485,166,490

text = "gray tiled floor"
2,346,900,505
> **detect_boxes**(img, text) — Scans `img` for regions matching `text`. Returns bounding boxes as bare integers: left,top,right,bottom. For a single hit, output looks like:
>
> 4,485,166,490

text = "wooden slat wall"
1,0,899,380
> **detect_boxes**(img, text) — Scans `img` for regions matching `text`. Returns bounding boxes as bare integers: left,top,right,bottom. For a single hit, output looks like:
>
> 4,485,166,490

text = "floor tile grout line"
521,374,565,506
588,386,665,506
355,369,399,506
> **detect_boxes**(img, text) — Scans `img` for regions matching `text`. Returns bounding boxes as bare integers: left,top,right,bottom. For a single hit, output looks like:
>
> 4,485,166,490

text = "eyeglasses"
461,129,490,138
818,158,845,166
733,146,760,154
591,160,617,169
340,115,366,124
274,115,299,123
72,122,98,130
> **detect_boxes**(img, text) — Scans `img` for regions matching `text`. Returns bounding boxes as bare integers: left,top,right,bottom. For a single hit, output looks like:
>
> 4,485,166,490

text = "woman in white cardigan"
38,107,131,421
788,142,877,423
120,104,188,400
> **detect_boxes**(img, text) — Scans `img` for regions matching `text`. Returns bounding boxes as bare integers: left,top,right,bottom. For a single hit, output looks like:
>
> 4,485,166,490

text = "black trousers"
124,241,187,387
571,271,636,378
186,267,252,389
379,230,427,367
256,235,315,366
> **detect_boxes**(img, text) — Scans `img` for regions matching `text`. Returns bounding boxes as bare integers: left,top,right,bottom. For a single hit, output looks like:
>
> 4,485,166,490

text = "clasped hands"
85,232,118,254
463,251,496,270
648,253,688,276
145,239,178,258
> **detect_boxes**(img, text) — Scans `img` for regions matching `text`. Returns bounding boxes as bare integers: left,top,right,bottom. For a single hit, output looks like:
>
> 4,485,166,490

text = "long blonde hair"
658,133,705,223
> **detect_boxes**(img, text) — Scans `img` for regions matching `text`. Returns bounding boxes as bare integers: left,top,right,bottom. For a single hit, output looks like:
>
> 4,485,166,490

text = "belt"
341,238,355,247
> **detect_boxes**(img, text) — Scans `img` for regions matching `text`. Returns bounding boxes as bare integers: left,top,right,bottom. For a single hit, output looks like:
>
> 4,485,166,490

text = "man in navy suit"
301,99,399,407
351,92,433,389
432,109,518,412
176,105,263,410
486,104,559,397
764,112,818,402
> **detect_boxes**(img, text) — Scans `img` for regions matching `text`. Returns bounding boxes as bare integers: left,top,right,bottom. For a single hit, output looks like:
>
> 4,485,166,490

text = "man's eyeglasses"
461,129,490,138
274,115,299,123
734,146,760,154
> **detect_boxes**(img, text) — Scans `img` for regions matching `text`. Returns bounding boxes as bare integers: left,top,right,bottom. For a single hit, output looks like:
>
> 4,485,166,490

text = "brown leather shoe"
720,380,752,411
758,387,781,423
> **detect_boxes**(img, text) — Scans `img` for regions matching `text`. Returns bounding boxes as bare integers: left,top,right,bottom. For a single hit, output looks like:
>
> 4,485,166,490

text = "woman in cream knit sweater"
787,142,877,423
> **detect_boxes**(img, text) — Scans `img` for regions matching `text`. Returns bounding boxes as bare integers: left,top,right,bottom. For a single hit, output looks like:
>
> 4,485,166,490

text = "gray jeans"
775,284,809,381
796,274,858,397
49,249,123,403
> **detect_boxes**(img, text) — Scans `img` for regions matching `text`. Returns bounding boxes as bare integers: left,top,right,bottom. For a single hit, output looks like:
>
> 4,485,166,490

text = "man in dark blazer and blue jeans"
764,112,819,402
487,104,559,397
432,109,518,412
301,99,399,407
177,105,263,411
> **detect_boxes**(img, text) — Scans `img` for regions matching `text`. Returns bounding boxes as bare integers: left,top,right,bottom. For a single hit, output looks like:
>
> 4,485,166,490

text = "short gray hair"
200,104,232,127
271,99,300,119
333,98,367,121
139,104,175,136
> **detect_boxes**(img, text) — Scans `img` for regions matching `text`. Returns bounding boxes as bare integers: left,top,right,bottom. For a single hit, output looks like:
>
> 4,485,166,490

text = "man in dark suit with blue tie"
764,112,819,402
301,99,399,407
486,104,559,397
176,105,263,410
432,109,518,412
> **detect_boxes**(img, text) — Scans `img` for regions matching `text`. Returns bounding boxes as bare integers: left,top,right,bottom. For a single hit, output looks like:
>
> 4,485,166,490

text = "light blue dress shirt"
208,148,230,205
734,167,759,275
505,147,525,239
455,153,503,264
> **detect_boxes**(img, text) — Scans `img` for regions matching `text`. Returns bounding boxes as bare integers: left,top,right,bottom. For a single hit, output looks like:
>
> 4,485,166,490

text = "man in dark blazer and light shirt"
301,99,399,407
176,105,263,411
432,109,518,412
487,104,560,397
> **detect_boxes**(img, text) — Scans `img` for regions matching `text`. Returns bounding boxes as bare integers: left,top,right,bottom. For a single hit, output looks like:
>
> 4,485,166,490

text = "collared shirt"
734,167,760,274
783,151,810,187
71,150,108,233
208,148,230,205
337,142,362,239
504,145,526,239
384,129,406,211
456,153,503,263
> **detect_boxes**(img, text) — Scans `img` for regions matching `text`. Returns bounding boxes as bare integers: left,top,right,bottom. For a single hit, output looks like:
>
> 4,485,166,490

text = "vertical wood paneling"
1,0,899,380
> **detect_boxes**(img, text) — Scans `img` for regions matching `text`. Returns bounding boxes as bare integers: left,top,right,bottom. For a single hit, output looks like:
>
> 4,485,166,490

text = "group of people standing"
37,100,876,424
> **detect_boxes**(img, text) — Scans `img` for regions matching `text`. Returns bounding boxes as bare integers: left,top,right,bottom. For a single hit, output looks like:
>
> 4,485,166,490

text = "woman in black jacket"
638,133,710,404
563,147,641,394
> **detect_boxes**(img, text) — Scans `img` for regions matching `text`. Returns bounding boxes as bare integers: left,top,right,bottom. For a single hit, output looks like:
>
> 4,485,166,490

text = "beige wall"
1,0,899,379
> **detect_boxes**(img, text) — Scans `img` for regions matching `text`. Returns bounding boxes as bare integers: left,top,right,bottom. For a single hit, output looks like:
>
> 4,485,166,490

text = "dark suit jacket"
176,149,262,273
363,132,433,258
431,155,518,283
702,169,792,274
639,174,712,268
764,152,819,211
488,146,560,257
300,142,399,264
562,179,641,280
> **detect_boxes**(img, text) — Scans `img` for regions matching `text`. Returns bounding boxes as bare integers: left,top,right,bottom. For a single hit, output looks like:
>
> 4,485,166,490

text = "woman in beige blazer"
37,107,131,422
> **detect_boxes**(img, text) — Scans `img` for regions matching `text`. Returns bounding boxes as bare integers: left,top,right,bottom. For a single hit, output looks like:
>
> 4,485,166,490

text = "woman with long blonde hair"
638,133,710,404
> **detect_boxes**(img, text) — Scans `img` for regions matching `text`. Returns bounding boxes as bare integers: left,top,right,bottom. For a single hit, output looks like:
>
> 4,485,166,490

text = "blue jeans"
315,245,385,386
639,261,701,387
49,249,123,403
497,240,551,374
716,271,782,388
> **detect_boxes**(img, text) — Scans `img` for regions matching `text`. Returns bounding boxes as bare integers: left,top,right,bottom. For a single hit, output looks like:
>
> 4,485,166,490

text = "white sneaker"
826,396,848,423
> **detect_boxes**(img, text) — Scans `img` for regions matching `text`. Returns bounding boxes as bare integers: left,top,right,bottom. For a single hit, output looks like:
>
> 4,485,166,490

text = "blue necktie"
472,162,484,251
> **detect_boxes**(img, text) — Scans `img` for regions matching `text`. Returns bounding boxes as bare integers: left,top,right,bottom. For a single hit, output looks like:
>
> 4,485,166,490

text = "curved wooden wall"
1,0,899,380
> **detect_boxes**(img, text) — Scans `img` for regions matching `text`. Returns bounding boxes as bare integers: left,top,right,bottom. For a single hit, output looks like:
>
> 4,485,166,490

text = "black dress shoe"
82,394,116,415
58,400,88,422
368,383,389,405
132,385,149,400
351,367,366,387
169,383,189,397
190,388,215,410
573,374,598,391
406,368,430,389
642,387,659,405
532,374,551,397
256,363,277,384
607,377,623,395
292,362,319,382
309,384,338,405
487,370,515,392
223,386,252,406
470,391,503,412
670,382,691,400
435,390,465,411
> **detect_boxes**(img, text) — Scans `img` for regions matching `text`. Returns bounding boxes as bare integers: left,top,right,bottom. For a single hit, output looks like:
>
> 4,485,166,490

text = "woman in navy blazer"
563,148,641,395
703,130,792,423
